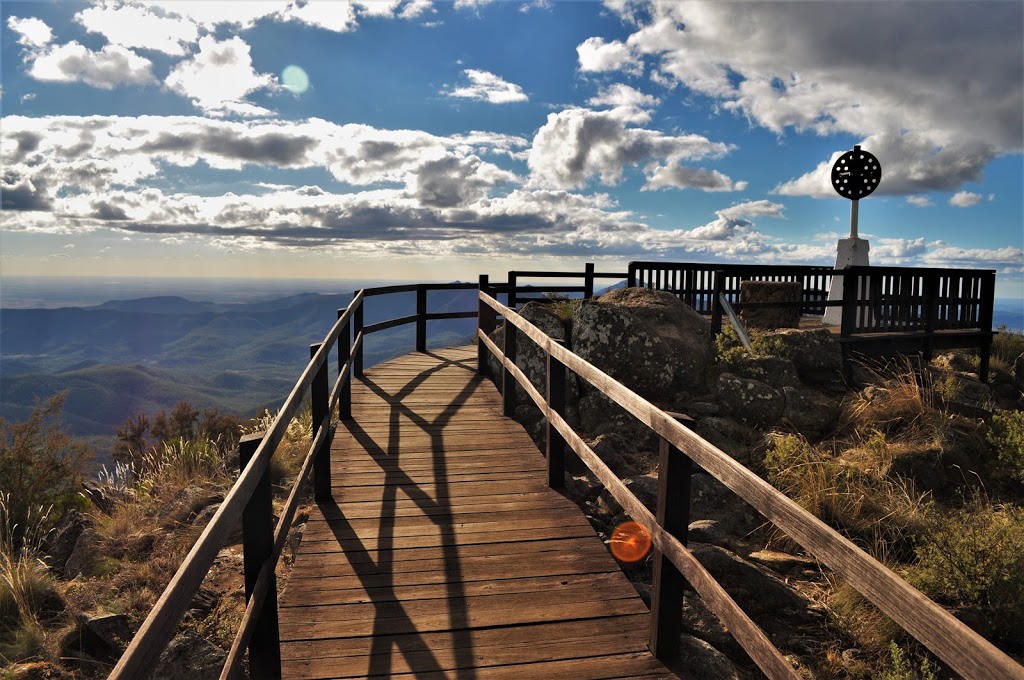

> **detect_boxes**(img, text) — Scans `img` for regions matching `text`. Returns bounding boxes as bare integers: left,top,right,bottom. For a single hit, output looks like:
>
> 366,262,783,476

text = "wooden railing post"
979,271,995,383
627,262,637,288
353,297,364,378
710,270,724,337
922,272,940,362
546,340,566,489
337,308,352,421
478,275,491,377
310,343,332,502
584,262,595,299
239,433,281,679
508,271,518,310
416,284,427,353
502,317,517,417
649,415,693,660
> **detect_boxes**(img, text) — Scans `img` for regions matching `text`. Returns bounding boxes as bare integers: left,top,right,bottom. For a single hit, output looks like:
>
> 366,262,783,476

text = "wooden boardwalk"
278,346,675,679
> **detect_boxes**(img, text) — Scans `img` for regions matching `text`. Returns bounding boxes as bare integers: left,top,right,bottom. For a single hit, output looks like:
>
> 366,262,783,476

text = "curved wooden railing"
477,288,1024,680
111,282,486,679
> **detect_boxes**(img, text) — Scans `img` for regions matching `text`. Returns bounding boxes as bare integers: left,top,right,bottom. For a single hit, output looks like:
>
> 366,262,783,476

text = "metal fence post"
649,417,693,660
416,284,427,353
337,309,352,421
310,343,332,502
546,341,566,489
239,433,282,679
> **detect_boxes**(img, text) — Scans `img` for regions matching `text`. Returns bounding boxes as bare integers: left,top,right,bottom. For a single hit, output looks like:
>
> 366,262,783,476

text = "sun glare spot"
609,521,651,563
281,65,310,94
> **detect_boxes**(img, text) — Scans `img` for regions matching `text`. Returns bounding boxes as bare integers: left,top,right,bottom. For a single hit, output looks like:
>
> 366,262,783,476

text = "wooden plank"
279,346,673,680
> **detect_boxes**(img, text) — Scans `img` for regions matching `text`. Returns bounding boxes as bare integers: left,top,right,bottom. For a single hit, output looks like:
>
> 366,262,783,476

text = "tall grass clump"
0,494,66,663
141,436,227,489
764,433,931,560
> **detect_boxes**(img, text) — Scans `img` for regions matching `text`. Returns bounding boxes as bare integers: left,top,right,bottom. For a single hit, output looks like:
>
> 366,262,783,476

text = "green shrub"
987,410,1024,483
992,324,1024,366
0,393,93,539
880,641,938,680
911,502,1024,649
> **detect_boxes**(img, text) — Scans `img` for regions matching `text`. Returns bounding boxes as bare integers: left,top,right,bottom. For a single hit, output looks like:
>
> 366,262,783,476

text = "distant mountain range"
1,289,477,457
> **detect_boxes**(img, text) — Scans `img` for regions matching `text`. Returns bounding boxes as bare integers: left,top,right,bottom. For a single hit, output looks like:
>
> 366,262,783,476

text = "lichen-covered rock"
676,634,741,680
690,543,808,615
588,433,642,477
158,487,224,527
717,373,785,426
61,613,132,665
64,527,99,578
152,632,226,680
42,509,89,576
689,474,758,537
734,356,801,390
765,328,844,385
487,302,576,415
781,386,840,439
572,288,711,399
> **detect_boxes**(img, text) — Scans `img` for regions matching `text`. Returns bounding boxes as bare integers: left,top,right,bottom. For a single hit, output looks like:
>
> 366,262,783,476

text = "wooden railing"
113,263,1005,679
476,288,1023,680
110,282,479,679
840,266,996,380
628,261,834,315
504,263,629,309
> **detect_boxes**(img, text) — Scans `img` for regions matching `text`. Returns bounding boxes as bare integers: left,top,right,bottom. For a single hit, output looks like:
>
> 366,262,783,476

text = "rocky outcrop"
732,356,801,390
573,288,712,399
717,373,785,426
767,329,844,386
781,386,840,439
42,510,89,577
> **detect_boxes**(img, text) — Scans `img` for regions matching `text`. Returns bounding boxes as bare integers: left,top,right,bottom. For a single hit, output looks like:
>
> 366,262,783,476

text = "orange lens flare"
609,521,652,563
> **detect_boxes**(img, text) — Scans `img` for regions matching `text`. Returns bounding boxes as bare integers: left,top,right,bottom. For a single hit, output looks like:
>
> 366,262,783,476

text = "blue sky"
1,1,1022,296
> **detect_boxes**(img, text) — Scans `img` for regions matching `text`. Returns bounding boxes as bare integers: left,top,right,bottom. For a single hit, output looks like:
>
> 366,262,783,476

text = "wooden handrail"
113,282,488,678
478,290,1024,680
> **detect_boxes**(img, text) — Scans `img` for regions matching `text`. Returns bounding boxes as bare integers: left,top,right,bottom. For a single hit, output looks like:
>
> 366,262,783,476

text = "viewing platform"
277,346,673,678
111,263,1018,680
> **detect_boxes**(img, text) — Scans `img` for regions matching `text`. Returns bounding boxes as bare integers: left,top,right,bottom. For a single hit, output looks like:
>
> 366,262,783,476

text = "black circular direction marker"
831,145,881,200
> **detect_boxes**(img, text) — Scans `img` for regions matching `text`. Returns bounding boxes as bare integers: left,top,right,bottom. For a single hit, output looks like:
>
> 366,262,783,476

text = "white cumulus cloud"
76,4,199,56
27,42,156,89
7,16,54,47
527,106,734,190
949,191,983,208
588,2,1022,197
576,36,642,75
445,69,528,104
165,36,277,116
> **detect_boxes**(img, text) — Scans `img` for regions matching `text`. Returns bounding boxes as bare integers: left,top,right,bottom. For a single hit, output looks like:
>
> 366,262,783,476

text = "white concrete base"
823,237,870,326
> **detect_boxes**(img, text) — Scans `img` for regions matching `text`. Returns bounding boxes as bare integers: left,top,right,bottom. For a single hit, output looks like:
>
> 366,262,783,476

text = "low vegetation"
757,328,1024,676
0,396,313,677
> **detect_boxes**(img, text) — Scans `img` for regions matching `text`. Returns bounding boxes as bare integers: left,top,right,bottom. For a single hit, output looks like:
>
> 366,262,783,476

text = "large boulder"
781,387,841,439
689,543,808,616
716,373,785,426
572,288,712,399
764,329,844,386
61,613,133,666
487,302,575,414
152,632,226,680
733,356,801,390
42,510,89,576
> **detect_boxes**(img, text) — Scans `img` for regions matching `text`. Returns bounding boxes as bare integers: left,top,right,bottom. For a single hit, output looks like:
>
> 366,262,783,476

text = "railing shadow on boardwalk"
321,352,485,679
